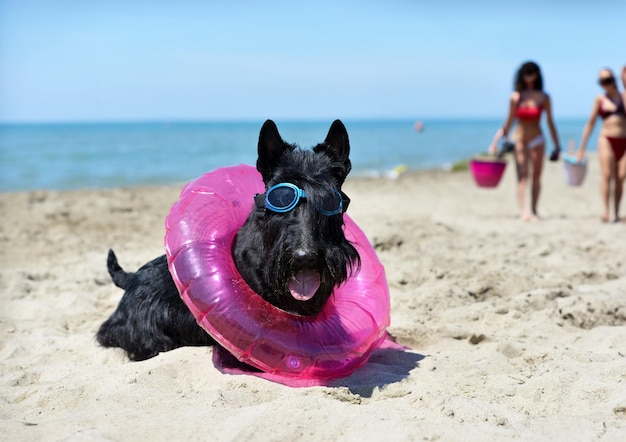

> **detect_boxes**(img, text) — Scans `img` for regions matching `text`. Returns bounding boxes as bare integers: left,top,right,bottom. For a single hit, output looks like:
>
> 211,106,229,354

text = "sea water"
0,119,594,192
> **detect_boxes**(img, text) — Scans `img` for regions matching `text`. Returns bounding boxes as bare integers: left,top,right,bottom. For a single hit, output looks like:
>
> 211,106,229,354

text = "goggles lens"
266,183,303,213
262,183,347,216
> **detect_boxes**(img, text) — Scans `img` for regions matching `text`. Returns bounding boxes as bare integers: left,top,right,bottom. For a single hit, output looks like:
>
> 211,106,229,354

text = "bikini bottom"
606,136,626,162
527,134,545,150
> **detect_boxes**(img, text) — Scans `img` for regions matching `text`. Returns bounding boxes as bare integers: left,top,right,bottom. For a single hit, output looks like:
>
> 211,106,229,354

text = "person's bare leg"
614,154,626,222
529,144,545,220
514,143,530,220
598,138,613,222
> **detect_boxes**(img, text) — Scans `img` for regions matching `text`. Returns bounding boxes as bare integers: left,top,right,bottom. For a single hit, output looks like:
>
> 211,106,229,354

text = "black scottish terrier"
97,120,361,361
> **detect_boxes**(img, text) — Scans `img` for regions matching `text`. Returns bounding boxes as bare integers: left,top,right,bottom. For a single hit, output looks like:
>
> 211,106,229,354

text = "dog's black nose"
293,249,317,267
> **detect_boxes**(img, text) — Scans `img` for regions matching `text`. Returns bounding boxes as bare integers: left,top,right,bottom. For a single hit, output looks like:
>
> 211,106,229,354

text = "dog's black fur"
97,120,361,361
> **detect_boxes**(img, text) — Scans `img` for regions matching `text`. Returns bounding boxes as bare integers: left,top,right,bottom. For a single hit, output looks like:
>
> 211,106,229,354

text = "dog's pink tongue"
288,270,320,301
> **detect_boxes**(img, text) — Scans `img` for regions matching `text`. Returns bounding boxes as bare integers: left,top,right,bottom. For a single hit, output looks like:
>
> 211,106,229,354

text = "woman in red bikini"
576,67,626,222
490,61,561,221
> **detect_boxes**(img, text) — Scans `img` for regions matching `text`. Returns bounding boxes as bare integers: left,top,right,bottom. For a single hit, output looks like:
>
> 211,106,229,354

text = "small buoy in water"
413,121,424,132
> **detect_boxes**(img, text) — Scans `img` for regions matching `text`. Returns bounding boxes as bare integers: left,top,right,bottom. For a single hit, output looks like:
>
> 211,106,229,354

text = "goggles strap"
254,193,266,218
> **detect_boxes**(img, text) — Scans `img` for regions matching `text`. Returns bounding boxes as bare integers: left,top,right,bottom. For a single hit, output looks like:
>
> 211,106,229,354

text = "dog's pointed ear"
257,120,293,182
314,119,352,185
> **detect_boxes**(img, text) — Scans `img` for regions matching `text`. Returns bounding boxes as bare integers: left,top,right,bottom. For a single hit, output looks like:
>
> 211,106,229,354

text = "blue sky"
1,0,624,122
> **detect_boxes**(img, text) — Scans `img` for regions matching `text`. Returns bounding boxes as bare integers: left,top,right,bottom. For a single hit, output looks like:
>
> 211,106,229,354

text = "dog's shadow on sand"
214,342,424,395
328,346,425,397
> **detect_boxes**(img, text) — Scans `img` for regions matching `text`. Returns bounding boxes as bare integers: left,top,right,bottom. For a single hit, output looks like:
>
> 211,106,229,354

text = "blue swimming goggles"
254,183,349,216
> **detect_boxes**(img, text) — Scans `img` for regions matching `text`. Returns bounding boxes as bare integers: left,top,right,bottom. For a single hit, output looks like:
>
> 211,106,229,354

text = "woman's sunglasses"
255,183,349,216
599,77,615,86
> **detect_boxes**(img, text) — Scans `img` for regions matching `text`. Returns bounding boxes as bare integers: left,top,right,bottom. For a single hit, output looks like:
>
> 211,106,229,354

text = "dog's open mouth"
288,270,320,301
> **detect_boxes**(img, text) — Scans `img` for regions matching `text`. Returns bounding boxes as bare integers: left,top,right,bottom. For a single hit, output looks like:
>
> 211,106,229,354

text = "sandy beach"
1,153,625,441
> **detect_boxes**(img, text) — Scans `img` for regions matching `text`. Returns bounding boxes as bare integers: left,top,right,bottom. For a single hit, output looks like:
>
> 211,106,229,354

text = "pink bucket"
469,158,507,188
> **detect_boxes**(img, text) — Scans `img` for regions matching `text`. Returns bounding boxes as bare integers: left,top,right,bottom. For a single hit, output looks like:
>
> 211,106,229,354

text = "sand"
1,154,625,441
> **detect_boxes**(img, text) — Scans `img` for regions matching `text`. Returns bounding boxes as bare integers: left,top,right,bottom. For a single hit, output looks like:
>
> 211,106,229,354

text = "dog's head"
235,120,360,316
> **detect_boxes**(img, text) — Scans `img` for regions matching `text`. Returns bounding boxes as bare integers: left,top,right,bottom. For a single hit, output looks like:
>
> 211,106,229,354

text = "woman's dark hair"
514,61,543,92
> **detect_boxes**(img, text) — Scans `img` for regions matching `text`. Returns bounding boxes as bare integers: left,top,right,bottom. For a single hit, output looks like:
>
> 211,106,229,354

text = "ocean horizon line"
0,116,589,127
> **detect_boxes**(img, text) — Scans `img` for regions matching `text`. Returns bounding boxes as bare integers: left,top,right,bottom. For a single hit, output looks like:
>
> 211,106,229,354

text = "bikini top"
515,94,544,120
599,95,626,120
515,105,543,120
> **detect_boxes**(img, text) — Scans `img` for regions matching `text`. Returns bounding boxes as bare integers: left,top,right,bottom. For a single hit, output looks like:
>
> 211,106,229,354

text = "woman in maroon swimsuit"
491,61,561,221
576,67,626,222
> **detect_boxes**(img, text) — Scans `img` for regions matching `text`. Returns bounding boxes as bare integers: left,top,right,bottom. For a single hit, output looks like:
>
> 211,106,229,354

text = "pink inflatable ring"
164,164,390,383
